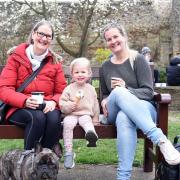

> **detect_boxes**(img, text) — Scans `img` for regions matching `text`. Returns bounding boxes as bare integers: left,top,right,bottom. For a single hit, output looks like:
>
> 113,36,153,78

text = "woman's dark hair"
28,20,54,44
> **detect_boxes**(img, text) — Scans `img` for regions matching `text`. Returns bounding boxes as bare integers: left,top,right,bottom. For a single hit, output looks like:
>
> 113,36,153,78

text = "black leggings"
8,109,61,150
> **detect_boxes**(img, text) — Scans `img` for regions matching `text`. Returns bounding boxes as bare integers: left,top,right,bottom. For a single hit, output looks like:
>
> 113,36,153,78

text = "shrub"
159,67,167,83
94,48,111,64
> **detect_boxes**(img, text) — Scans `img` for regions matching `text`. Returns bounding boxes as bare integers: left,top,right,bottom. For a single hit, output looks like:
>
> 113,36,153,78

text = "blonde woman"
100,22,180,180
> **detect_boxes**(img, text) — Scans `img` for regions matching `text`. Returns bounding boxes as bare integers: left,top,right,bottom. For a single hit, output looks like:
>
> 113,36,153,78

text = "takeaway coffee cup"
31,92,45,110
111,77,121,89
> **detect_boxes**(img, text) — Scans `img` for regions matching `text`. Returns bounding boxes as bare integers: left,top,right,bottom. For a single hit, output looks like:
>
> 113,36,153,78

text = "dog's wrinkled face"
32,151,59,179
24,142,63,180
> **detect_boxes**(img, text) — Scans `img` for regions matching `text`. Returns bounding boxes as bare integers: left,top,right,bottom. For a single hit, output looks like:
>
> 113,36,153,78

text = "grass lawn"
0,111,179,167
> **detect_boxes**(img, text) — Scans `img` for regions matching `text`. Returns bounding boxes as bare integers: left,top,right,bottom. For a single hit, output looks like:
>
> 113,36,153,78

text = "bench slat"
0,124,146,139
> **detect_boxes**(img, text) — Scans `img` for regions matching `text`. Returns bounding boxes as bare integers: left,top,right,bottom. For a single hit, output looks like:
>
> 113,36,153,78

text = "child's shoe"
159,139,180,165
85,130,98,147
64,152,76,169
99,114,109,125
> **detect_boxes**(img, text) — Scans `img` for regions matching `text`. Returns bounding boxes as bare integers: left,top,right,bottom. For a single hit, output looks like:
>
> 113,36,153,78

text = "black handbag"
0,102,9,123
0,60,47,124
156,135,180,180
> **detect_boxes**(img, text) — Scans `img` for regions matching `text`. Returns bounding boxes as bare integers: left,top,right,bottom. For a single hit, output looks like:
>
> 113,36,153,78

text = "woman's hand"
25,97,39,109
111,78,125,89
101,98,108,117
43,100,57,113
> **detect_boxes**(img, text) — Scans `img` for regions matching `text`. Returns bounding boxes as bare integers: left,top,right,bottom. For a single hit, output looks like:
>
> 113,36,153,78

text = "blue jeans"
107,87,166,180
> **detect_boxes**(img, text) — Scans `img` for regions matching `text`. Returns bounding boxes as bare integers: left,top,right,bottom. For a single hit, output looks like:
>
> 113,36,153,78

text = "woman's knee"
46,111,61,127
111,87,128,97
33,111,46,128
109,87,131,105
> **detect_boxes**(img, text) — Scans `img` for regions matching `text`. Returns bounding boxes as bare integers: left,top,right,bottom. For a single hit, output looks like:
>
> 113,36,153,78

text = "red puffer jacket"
0,43,67,120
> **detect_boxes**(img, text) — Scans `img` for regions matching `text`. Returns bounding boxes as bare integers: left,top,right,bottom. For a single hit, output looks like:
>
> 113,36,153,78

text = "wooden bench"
0,65,171,174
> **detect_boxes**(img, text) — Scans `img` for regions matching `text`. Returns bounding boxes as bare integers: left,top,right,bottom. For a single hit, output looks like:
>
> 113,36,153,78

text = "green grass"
0,112,179,167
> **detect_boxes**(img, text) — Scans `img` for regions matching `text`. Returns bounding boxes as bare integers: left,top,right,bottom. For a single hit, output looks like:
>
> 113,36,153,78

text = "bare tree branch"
88,32,100,46
12,0,47,19
41,0,48,19
56,36,78,57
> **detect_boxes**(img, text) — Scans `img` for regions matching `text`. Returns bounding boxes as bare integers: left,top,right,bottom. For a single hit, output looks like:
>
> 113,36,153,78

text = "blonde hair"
70,57,92,76
102,22,138,65
102,22,128,41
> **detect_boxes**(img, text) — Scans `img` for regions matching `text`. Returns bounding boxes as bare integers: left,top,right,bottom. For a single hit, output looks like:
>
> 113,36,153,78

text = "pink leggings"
63,115,96,152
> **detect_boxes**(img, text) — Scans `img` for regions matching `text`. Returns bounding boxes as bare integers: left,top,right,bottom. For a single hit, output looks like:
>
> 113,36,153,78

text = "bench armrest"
153,92,171,104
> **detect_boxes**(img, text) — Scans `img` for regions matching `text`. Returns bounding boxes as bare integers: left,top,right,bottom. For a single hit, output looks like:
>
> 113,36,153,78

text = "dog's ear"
52,142,63,158
34,141,43,153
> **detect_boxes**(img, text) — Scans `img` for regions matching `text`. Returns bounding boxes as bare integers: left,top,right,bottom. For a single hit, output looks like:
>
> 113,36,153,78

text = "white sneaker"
64,152,76,169
159,139,180,165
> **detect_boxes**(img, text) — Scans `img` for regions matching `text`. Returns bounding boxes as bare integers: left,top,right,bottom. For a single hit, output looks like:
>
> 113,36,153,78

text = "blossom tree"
10,0,121,58
0,0,160,63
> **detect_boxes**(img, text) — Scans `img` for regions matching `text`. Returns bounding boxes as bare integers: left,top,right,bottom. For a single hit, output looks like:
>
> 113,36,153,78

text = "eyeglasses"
36,31,53,40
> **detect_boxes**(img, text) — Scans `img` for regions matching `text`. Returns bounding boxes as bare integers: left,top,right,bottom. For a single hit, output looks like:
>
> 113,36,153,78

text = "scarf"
26,44,48,71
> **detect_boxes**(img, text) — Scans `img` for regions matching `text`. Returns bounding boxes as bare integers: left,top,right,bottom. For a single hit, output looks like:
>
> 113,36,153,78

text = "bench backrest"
63,64,154,79
0,63,154,100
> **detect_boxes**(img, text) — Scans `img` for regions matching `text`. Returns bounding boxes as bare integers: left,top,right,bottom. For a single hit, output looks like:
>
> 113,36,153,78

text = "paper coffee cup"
31,92,44,104
111,77,121,89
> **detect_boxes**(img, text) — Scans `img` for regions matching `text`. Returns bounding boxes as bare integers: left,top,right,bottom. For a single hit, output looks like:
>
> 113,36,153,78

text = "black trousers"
8,109,61,150
154,69,159,83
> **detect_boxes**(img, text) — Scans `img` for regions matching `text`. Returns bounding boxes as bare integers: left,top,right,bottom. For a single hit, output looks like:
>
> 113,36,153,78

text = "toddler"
59,57,99,169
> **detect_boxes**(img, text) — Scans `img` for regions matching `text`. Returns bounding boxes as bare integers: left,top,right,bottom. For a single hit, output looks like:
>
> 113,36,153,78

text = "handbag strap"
16,60,47,92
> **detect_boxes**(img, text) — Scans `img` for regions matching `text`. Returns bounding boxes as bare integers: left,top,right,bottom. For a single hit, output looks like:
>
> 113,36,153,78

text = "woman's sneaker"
85,130,98,147
159,139,180,165
64,152,76,169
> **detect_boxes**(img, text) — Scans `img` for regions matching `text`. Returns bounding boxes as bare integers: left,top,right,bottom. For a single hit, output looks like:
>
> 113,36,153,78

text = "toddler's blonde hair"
70,57,92,76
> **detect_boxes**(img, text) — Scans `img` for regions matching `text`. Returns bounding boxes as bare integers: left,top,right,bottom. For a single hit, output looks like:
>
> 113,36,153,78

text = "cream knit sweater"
59,82,100,122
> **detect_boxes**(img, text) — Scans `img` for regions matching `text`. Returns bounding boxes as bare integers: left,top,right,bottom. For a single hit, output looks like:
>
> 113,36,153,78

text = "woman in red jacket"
0,20,67,150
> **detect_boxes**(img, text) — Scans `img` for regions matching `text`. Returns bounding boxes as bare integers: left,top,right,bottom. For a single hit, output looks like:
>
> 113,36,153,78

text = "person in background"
100,22,180,180
0,20,67,150
141,46,160,83
59,57,99,169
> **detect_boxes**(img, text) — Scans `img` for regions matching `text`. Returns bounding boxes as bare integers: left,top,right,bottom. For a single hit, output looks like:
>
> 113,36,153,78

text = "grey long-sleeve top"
99,54,154,101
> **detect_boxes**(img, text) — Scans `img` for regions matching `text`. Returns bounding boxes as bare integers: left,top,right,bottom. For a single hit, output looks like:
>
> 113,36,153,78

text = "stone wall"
170,0,180,56
155,86,180,111
123,0,172,65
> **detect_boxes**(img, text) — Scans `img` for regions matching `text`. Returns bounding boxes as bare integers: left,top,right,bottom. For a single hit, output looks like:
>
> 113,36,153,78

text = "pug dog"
0,142,63,180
